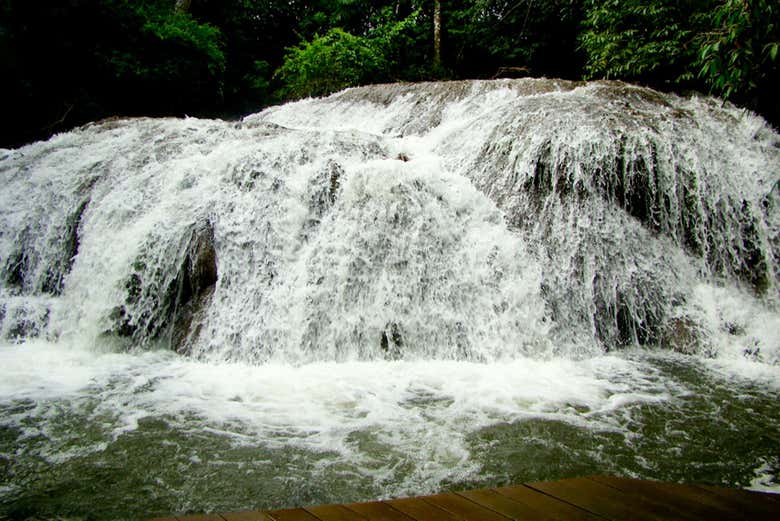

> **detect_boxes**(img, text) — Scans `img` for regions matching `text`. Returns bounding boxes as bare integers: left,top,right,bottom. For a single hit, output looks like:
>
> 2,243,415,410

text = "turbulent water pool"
1,79,779,519
0,342,778,520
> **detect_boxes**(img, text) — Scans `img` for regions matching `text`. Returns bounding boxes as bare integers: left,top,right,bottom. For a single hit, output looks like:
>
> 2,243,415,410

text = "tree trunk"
433,0,442,68
174,0,191,13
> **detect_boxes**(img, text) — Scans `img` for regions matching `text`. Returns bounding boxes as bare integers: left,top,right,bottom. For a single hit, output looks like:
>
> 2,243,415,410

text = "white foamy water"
0,79,779,517
0,340,671,455
0,338,777,514
0,340,676,490
2,80,777,363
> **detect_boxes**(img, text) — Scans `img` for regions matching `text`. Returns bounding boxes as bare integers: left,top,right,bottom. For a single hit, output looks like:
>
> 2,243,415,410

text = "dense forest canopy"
1,0,778,148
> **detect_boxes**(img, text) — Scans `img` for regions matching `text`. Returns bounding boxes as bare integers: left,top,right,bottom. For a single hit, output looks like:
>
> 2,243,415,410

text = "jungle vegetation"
1,0,777,148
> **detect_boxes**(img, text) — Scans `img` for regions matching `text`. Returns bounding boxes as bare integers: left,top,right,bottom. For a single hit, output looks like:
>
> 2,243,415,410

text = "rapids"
0,79,778,519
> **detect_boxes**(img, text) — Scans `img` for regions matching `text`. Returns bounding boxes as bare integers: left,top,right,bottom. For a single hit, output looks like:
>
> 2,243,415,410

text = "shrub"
275,28,387,99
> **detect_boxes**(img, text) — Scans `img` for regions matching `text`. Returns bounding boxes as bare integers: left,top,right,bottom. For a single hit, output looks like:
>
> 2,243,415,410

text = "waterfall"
1,79,778,364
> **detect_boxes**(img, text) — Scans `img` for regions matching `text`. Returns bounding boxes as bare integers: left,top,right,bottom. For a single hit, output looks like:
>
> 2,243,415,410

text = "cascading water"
1,79,778,519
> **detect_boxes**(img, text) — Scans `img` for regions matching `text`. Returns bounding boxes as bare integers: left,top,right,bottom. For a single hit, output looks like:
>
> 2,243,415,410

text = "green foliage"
446,0,584,79
366,6,433,80
187,0,305,111
274,28,388,99
101,1,225,95
696,0,780,100
141,10,225,76
580,0,708,84
3,0,779,148
579,0,779,122
244,60,272,102
296,0,400,39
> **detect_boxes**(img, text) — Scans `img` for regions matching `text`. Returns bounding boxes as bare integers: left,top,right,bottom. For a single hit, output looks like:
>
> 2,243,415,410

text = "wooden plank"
527,477,689,521
699,483,780,505
422,492,511,520
147,476,780,520
587,476,745,521
457,488,556,521
385,496,460,520
693,485,780,520
176,515,226,521
493,485,604,521
221,511,272,521
265,508,320,521
343,501,414,521
305,504,367,521
760,491,780,503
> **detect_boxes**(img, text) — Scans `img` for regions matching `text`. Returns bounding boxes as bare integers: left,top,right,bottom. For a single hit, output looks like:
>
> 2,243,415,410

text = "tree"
0,0,226,148
433,0,442,69
3,0,777,148
100,1,226,112
696,0,779,104
175,0,192,13
579,0,709,86
188,0,303,111
579,0,779,125
274,28,388,99
445,0,584,79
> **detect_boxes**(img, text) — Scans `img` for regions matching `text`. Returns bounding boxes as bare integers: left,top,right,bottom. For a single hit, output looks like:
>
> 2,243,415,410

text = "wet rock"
308,161,344,215
492,66,532,79
724,321,745,336
41,196,91,295
171,286,214,355
743,340,761,361
108,222,217,352
661,316,701,355
1,177,94,296
171,223,218,353
1,302,50,343
108,305,136,338
329,161,342,204
380,322,403,359
735,200,770,295
184,224,218,299
3,247,28,291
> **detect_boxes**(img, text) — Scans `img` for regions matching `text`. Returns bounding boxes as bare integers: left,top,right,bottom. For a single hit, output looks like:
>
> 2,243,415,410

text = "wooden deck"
149,475,780,521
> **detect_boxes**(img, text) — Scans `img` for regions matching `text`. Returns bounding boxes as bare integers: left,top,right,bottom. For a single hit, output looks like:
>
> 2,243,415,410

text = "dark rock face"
492,66,532,79
180,223,219,308
519,134,774,297
6,307,49,342
109,222,217,352
661,316,702,355
0,174,95,343
308,160,344,215
459,81,778,355
380,322,403,359
3,79,776,362
171,223,218,354
329,162,342,204
0,301,51,343
171,286,215,355
2,178,95,297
